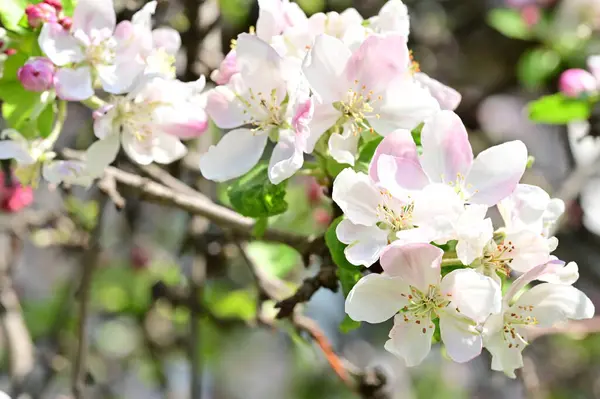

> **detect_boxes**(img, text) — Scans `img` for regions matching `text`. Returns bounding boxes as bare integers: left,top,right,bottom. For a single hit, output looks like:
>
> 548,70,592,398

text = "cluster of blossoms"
1,0,208,188
0,0,594,379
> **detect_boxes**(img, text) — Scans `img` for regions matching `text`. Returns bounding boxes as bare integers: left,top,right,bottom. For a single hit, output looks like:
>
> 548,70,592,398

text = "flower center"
146,48,176,78
445,173,477,201
115,99,162,142
240,88,285,133
501,306,538,349
85,37,117,66
482,240,515,277
375,189,414,237
337,80,382,134
398,285,450,334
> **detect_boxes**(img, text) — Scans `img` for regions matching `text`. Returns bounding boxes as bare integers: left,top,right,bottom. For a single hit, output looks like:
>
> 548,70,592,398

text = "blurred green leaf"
296,0,325,14
246,241,300,279
339,315,360,333
65,197,99,230
357,136,383,166
487,8,532,40
220,0,253,27
204,284,256,321
528,93,591,124
326,157,348,178
62,0,76,16
227,163,288,218
21,284,71,339
517,48,561,89
252,217,268,238
325,216,362,296
0,0,27,33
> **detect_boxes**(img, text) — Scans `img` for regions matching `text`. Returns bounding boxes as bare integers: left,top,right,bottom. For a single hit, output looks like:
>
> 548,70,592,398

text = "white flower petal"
38,23,85,66
503,230,550,273
151,133,187,164
336,219,389,267
439,313,482,363
441,268,502,323
328,126,360,165
465,140,528,206
484,329,523,379
385,314,434,367
345,274,408,323
0,140,35,165
199,128,268,182
268,133,304,184
152,27,181,54
121,131,153,165
85,133,120,177
54,67,94,101
331,168,380,226
72,0,116,38
379,242,443,290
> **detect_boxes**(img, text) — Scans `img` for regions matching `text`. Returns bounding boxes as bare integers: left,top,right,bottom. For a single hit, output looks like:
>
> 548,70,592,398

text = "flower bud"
17,57,56,92
313,208,332,227
59,16,72,30
43,0,63,12
559,68,598,98
0,171,33,213
4,49,16,56
25,3,58,29
210,49,238,85
306,177,323,205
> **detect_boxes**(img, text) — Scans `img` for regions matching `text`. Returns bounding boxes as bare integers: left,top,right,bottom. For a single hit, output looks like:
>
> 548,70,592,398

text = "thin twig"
71,195,106,399
62,148,319,252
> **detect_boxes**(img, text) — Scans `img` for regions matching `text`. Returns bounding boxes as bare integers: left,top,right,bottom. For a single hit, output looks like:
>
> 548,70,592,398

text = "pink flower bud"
59,16,72,30
18,57,56,92
210,49,238,85
521,5,540,27
25,3,58,29
559,68,598,98
0,172,33,213
313,208,332,227
306,177,324,205
4,48,16,56
43,0,63,12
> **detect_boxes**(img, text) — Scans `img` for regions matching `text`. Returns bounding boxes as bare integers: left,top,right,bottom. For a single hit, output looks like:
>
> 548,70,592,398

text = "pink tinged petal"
328,126,360,165
306,103,339,153
336,219,389,267
256,0,285,41
160,115,209,140
199,128,268,182
291,96,314,151
72,0,116,38
369,129,422,181
93,105,116,139
235,34,285,94
441,268,502,323
38,23,84,66
503,260,565,304
54,67,94,101
344,34,409,95
205,84,247,129
484,329,523,379
465,140,528,206
368,79,440,135
131,1,157,30
151,134,187,164
537,261,579,285
345,274,408,323
268,133,304,184
302,34,352,104
439,313,483,363
515,283,595,327
503,230,550,273
414,72,462,111
384,314,434,367
331,168,381,226
376,154,429,199
420,110,473,184
498,183,549,233
211,50,238,85
85,133,120,177
152,27,181,54
379,242,443,290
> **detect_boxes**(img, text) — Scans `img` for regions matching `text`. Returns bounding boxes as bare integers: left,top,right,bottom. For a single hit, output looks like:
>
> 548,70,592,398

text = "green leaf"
339,315,361,333
517,48,560,89
62,0,77,16
0,0,27,33
528,93,591,124
227,162,288,218
487,8,532,40
325,157,348,178
204,284,256,321
252,217,268,238
411,123,424,147
246,241,300,279
325,216,363,296
357,136,383,165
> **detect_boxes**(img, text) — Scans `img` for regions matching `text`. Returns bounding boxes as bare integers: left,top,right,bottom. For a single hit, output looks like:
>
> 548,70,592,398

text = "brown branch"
61,149,317,253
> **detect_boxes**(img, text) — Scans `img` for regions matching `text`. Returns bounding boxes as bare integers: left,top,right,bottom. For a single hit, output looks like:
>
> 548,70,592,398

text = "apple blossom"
559,68,597,98
211,49,238,85
26,2,58,29
18,57,56,92
302,33,439,164
38,0,154,101
201,33,310,184
345,243,501,366
256,0,307,42
88,74,208,171
371,111,528,207
0,129,94,187
483,260,594,378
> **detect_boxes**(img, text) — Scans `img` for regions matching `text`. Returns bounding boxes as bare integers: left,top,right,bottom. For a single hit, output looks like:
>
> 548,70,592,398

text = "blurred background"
2,0,600,398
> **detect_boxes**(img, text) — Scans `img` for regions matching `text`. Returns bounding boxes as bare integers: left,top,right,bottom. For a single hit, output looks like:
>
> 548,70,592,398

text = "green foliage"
21,283,72,339
227,163,288,218
220,0,253,27
62,0,76,16
204,283,256,321
528,93,592,124
65,196,100,231
355,135,384,173
0,0,27,33
517,48,561,90
246,241,300,279
487,8,532,40
339,315,360,333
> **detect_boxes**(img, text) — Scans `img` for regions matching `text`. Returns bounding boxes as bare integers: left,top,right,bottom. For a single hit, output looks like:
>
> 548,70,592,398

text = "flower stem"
81,96,107,110
45,99,68,148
